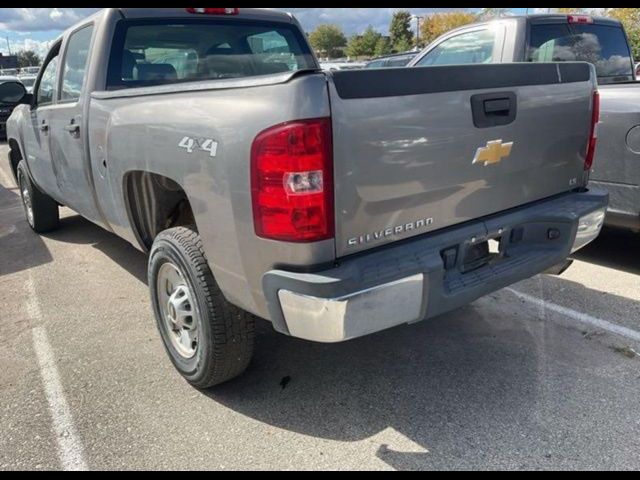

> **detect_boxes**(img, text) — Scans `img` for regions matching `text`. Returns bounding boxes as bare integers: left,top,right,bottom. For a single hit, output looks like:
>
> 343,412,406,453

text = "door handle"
39,123,49,132
64,122,80,136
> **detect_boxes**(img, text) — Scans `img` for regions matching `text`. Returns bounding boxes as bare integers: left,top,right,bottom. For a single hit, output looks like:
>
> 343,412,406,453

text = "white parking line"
27,276,88,471
506,287,640,343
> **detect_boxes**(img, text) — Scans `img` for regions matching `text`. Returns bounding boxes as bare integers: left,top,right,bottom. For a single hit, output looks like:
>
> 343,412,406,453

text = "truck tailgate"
329,63,595,257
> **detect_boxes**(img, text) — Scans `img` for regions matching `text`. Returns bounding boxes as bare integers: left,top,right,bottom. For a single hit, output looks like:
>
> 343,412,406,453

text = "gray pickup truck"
410,13,640,232
2,8,607,387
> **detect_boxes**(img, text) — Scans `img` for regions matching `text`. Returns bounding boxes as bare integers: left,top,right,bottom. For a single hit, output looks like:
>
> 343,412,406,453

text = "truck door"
22,44,63,202
48,23,105,226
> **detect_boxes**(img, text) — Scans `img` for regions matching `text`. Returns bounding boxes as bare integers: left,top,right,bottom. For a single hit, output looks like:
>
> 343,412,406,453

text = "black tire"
148,226,255,388
16,160,59,233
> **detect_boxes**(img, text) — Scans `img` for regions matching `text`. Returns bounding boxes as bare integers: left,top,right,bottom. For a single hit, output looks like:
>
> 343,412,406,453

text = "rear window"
107,19,315,89
527,23,634,81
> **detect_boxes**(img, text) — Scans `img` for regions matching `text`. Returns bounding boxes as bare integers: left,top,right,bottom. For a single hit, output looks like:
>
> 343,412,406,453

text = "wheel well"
8,139,22,181
124,171,195,250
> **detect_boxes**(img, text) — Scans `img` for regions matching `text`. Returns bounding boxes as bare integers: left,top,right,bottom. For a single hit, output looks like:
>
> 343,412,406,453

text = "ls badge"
473,139,513,166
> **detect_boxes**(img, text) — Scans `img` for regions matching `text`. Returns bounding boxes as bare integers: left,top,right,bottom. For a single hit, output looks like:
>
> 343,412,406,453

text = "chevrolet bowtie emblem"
473,139,513,166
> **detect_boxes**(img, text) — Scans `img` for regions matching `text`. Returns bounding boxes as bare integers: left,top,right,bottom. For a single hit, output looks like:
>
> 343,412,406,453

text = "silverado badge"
473,139,513,166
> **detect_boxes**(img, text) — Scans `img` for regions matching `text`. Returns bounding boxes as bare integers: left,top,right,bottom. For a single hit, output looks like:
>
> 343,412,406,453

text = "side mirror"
0,81,29,105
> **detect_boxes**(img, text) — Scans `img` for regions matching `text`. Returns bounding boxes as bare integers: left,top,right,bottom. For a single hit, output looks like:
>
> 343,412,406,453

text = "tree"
308,24,347,59
361,26,383,56
347,26,383,58
627,28,640,61
393,37,414,53
604,8,640,60
374,36,393,57
420,12,478,45
389,10,414,52
16,50,41,68
346,35,365,58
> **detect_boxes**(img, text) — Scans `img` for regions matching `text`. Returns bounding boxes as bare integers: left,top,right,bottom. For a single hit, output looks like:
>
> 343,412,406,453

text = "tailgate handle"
471,92,517,129
484,98,511,115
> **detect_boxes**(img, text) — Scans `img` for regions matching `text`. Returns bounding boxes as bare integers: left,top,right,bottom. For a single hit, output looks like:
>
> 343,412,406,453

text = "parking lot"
0,141,639,470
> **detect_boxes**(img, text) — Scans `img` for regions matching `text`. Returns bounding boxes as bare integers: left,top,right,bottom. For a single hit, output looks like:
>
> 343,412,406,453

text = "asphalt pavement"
0,142,639,470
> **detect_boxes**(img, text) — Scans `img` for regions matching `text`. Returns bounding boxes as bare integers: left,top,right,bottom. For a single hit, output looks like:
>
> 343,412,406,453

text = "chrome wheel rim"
157,262,198,359
18,171,34,227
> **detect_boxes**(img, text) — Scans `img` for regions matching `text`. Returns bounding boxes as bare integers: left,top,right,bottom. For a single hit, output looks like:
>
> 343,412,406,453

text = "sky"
0,7,548,58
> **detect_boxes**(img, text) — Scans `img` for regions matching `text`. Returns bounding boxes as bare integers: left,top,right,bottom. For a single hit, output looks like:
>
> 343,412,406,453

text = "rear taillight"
251,118,334,242
585,90,600,171
186,8,239,15
568,15,594,24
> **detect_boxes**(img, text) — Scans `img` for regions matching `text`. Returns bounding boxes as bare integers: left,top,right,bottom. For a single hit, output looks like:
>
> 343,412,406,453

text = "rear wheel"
148,226,255,388
16,160,59,233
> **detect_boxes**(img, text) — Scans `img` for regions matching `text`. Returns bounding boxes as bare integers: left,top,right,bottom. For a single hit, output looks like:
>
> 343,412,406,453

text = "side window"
60,25,94,102
417,29,496,66
36,55,59,106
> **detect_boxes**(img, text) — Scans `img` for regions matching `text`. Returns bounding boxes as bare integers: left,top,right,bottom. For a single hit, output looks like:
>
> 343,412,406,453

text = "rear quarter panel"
88,73,334,319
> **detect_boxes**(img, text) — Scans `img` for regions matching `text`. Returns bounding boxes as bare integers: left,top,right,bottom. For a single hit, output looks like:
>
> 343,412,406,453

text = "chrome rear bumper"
278,274,424,343
571,207,606,253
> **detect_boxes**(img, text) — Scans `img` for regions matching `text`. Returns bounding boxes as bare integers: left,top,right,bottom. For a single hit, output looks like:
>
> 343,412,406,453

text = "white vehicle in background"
20,66,40,75
17,75,37,93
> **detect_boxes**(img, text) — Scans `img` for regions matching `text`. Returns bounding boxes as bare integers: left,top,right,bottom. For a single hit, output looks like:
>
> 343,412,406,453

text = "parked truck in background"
2,8,607,387
410,13,640,232
0,76,23,140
